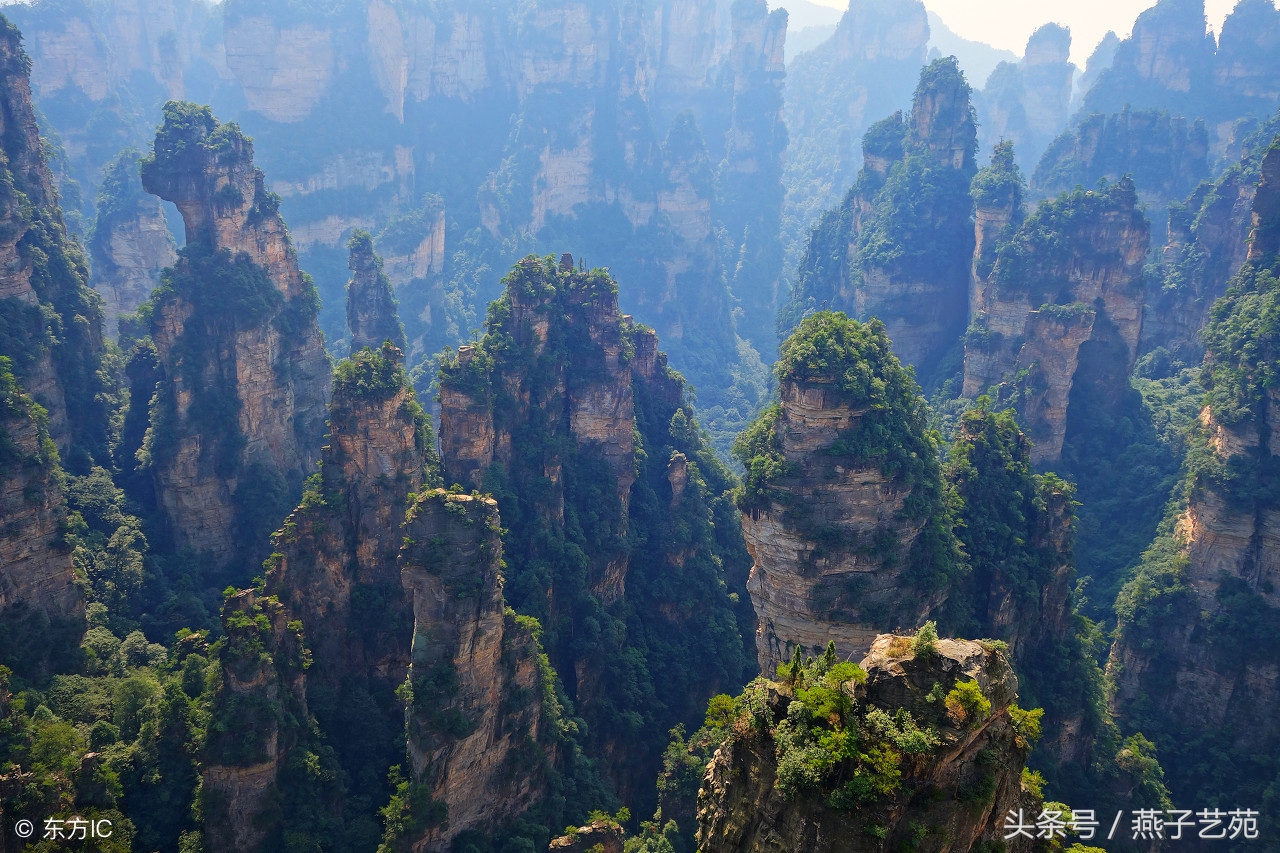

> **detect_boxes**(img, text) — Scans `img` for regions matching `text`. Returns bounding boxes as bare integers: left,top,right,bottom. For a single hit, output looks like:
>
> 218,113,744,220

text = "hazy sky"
807,0,1250,66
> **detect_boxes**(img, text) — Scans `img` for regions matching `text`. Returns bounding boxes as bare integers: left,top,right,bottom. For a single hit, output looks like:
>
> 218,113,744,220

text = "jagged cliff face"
437,254,749,808
201,341,552,852
1033,108,1209,244
136,103,331,563
977,25,1074,172
1076,0,1280,151
1144,117,1280,361
785,58,976,379
89,151,178,332
440,256,636,603
742,376,943,674
0,359,82,636
346,233,407,355
399,491,549,853
782,0,930,255
964,177,1149,464
268,345,431,696
1109,144,1280,821
696,636,1035,853
738,313,959,676
202,590,310,853
0,15,111,460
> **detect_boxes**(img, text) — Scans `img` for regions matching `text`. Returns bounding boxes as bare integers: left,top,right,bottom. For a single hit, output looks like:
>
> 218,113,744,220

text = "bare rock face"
399,491,550,852
964,176,1149,464
346,231,408,355
0,15,110,458
268,344,432,696
222,13,336,123
0,361,82,637
696,635,1036,853
89,151,178,333
740,313,959,676
782,0,930,241
136,103,331,564
202,590,310,853
1032,107,1209,243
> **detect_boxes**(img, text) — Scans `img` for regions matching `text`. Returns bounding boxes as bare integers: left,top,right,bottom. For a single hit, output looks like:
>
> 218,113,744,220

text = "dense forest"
2,0,1280,852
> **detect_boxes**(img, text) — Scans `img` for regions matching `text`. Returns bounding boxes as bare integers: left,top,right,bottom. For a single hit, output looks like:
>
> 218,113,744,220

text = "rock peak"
345,229,407,357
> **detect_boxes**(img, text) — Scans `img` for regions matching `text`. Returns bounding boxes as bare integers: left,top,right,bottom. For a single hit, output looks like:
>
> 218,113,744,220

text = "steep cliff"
1109,142,1280,835
437,254,750,808
696,634,1039,853
782,0,930,260
1145,115,1280,362
1032,107,1209,241
202,589,312,853
88,149,177,333
0,13,113,462
717,0,788,361
963,173,1149,464
976,25,1074,174
396,491,552,853
784,58,977,381
1076,0,1280,150
0,356,83,678
134,101,331,565
346,230,407,355
734,312,961,676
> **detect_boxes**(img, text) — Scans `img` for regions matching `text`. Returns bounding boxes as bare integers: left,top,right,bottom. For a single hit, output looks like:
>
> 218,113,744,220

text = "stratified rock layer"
963,177,1149,463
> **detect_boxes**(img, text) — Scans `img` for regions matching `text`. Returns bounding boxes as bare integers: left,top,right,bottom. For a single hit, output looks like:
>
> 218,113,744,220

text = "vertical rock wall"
137,103,331,563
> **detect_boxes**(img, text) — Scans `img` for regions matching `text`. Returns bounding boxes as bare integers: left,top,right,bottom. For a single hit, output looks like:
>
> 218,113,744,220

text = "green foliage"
970,141,1024,211
944,679,991,725
759,654,932,809
334,342,410,402
910,621,938,659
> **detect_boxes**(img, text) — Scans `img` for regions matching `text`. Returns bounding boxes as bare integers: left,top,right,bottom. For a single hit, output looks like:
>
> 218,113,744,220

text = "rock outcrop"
782,0,931,255
738,312,960,676
0,357,83,653
135,102,331,564
436,254,749,808
201,590,310,853
398,490,551,852
1075,0,1280,151
963,175,1149,464
977,25,1074,172
202,343,552,851
89,150,178,333
346,231,407,355
1109,142,1280,822
696,635,1036,853
0,13,112,460
784,58,977,380
1144,116,1280,362
1032,107,1209,241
